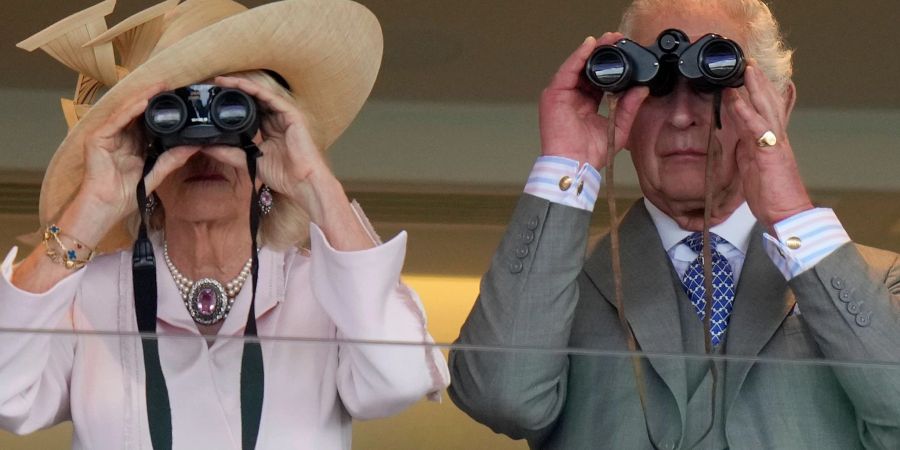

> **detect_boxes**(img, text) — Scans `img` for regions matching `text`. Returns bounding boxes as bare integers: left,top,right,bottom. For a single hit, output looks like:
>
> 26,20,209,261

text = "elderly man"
448,0,900,449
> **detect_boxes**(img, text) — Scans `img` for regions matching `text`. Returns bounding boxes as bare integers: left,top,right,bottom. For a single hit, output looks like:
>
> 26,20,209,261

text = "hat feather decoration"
16,0,119,86
86,0,180,71
20,0,181,128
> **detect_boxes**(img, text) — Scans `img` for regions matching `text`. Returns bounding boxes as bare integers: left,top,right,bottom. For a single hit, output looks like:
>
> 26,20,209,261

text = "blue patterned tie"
680,232,736,347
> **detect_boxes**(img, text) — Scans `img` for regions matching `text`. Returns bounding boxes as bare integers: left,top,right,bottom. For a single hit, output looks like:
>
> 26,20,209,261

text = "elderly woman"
0,0,448,449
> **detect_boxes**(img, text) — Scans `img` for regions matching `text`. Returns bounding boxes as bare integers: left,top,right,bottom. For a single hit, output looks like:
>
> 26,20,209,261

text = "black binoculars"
144,84,260,149
584,29,745,96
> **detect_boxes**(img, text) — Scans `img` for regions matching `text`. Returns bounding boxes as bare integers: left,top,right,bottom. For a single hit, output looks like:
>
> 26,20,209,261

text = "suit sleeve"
789,243,900,448
448,194,592,444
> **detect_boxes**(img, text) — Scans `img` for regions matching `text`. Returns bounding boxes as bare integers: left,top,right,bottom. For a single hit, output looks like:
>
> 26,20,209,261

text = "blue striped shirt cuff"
762,208,850,280
523,156,602,211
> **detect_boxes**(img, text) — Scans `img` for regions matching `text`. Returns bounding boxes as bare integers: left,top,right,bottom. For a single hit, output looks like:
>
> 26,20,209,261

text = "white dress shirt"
524,155,851,280
644,198,753,285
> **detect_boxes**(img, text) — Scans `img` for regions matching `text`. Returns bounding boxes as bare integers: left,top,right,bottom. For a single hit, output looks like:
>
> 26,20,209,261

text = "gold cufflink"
559,176,573,191
576,180,584,195
786,236,802,250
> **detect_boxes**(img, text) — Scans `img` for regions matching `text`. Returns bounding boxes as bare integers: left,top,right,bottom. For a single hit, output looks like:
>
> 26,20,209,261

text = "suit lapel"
583,201,688,420
723,223,795,411
582,205,800,438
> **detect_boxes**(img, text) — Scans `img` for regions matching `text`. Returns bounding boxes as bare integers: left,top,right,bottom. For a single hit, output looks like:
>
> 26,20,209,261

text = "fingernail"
584,36,595,44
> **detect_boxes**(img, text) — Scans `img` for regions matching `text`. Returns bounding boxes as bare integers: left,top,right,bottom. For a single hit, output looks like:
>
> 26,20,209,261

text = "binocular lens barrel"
211,90,255,131
146,94,188,134
585,47,630,92
699,40,742,81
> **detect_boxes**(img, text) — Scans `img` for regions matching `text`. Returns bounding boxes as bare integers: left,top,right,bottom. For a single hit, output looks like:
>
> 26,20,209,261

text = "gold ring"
756,130,777,147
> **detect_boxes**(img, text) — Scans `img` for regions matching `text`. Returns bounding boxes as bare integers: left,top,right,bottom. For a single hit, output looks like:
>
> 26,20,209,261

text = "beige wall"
2,88,900,192
0,63,898,450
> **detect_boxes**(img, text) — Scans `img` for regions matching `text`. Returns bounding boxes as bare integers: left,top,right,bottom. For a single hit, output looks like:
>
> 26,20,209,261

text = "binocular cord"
131,140,265,450
603,91,724,449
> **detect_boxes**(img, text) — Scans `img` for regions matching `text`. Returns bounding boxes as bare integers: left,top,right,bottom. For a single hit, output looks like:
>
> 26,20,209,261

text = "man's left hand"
723,65,814,232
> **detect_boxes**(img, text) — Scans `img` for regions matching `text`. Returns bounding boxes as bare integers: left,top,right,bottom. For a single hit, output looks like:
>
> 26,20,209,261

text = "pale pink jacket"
0,224,449,449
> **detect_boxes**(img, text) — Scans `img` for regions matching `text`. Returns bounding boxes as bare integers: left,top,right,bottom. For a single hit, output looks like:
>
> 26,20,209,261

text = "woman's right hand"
12,85,199,292
539,33,649,169
75,84,198,245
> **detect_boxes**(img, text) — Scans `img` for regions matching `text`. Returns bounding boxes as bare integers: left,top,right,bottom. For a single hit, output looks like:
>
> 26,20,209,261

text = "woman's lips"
182,153,229,183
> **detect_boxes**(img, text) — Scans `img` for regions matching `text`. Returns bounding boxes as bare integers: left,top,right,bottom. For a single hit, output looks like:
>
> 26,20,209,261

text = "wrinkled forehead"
626,5,748,49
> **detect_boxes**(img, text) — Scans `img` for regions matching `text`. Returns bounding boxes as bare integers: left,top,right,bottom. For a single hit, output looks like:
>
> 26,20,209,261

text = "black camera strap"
132,140,265,450
240,138,264,450
132,149,171,450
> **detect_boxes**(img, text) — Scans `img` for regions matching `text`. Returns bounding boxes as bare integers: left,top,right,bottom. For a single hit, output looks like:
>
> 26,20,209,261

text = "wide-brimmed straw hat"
18,0,383,251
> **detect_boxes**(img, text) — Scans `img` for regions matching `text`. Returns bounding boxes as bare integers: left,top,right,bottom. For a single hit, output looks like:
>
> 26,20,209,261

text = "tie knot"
683,232,724,253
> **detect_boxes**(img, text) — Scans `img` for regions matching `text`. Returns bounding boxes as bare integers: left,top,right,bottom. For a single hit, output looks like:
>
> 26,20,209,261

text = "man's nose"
667,80,706,130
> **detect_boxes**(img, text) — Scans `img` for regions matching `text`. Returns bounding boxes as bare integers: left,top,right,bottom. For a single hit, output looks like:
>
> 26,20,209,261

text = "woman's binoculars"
144,84,260,149
584,29,745,96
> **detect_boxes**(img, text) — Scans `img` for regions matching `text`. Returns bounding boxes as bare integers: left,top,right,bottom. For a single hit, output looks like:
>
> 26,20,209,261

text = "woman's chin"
165,192,251,223
169,208,246,224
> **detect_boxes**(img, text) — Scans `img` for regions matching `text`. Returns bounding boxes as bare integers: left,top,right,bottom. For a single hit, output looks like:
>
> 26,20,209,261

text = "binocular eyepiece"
144,84,260,150
585,29,745,96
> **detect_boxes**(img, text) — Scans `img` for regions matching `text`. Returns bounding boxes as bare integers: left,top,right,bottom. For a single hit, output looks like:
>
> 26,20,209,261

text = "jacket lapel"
218,246,287,337
583,201,688,422
723,223,795,411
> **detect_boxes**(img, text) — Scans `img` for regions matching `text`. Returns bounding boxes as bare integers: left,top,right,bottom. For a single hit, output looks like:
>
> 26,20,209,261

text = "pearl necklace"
163,243,253,326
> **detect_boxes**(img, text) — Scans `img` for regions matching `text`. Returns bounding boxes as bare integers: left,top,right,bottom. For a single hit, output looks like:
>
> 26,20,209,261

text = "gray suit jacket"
449,195,900,449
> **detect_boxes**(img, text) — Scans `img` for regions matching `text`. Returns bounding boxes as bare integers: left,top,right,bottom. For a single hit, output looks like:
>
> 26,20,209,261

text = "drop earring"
258,185,273,215
145,193,158,216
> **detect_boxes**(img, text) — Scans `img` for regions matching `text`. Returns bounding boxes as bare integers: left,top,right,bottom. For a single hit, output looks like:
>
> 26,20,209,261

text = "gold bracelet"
42,224,95,270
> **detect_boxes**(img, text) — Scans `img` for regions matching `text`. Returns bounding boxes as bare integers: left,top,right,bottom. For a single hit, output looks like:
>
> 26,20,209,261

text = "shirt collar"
643,198,755,254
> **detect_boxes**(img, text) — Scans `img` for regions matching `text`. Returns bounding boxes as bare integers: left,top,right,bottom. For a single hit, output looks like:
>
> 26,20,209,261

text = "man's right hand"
539,33,649,169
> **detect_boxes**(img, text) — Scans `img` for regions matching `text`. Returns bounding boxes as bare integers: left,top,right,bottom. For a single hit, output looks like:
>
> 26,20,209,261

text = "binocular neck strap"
240,138,264,450
131,139,265,450
713,90,723,130
603,94,661,450
132,145,172,450
683,92,725,449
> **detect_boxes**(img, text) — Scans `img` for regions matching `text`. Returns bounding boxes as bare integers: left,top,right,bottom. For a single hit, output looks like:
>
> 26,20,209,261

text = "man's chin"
658,183,707,204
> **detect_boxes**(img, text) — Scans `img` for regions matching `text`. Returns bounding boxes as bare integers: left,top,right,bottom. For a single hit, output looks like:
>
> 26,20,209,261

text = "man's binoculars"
144,84,260,149
584,28,745,96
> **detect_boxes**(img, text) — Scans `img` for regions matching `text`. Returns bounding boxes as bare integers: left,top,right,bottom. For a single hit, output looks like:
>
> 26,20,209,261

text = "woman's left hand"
722,65,814,232
209,75,374,250
210,76,338,220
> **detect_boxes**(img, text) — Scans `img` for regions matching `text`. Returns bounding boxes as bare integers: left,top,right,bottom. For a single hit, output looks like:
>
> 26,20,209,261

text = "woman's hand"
11,85,199,293
75,84,199,246
210,75,373,250
218,77,323,180
722,65,813,232
540,33,649,169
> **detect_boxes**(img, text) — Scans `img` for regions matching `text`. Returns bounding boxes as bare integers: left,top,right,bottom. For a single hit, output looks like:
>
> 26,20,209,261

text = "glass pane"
1,328,898,449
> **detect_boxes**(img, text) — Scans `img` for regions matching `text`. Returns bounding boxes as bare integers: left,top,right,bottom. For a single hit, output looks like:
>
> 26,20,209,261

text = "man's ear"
782,81,797,124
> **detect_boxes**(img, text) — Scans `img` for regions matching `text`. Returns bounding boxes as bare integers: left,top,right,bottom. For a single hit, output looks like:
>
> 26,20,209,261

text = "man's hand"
539,33,649,169
722,65,814,232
